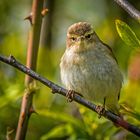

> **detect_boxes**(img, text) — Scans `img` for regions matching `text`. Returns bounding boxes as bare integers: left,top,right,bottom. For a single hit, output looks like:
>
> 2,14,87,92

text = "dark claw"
66,90,75,102
95,105,105,118
66,90,83,102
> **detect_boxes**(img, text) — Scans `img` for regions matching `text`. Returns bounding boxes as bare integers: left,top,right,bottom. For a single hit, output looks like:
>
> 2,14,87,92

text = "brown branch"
25,0,44,84
114,0,140,23
15,0,44,140
0,55,140,137
40,0,55,49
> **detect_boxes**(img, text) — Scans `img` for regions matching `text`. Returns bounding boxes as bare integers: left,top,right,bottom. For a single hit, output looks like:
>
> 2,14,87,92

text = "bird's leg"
96,98,106,118
66,90,83,102
103,97,106,109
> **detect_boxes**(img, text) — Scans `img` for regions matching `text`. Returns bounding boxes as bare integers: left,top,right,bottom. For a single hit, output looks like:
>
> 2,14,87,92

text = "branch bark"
15,0,44,139
114,0,140,23
0,55,140,137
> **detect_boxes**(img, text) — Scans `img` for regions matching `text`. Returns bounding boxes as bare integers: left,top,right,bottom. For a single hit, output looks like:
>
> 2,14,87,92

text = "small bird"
60,22,123,115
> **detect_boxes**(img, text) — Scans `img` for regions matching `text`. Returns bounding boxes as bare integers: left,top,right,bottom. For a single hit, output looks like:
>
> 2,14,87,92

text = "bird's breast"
60,50,122,101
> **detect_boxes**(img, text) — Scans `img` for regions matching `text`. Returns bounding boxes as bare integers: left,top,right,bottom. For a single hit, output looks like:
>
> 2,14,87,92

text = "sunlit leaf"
115,19,140,48
0,84,22,108
40,124,74,140
38,109,84,130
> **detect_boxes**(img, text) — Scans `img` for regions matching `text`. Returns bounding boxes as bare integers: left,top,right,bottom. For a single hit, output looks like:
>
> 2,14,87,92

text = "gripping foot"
95,105,105,118
66,90,83,102
66,90,75,102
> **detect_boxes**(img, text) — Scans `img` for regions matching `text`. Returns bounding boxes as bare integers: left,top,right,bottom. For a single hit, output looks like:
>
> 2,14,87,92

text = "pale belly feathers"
60,49,122,104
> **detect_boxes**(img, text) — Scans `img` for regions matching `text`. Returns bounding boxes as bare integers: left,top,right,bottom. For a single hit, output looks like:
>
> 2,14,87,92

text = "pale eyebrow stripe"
84,31,94,36
67,34,79,38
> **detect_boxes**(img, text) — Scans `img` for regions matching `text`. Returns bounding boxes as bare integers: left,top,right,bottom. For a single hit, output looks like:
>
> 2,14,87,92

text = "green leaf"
115,19,140,48
121,104,140,121
0,84,22,108
40,124,75,140
38,109,85,129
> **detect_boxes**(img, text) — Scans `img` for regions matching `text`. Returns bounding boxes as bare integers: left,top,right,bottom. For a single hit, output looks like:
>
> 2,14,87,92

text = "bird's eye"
85,34,91,39
71,37,76,41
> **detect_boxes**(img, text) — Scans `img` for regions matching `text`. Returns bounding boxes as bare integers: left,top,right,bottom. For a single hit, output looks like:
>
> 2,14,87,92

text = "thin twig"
0,55,140,137
114,0,140,23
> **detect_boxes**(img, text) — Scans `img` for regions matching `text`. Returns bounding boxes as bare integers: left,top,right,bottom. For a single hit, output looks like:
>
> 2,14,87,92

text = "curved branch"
0,55,140,137
114,0,140,23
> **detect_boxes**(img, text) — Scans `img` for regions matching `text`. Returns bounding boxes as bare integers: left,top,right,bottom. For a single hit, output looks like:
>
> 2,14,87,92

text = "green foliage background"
0,0,140,139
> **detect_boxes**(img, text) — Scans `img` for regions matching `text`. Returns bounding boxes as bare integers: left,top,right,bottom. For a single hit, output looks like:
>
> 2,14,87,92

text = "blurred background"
0,0,140,139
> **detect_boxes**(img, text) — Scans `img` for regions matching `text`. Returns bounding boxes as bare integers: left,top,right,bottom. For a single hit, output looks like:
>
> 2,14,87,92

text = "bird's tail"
106,103,122,117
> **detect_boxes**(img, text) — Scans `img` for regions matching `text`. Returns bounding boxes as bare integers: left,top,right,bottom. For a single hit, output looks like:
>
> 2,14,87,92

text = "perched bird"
60,22,123,115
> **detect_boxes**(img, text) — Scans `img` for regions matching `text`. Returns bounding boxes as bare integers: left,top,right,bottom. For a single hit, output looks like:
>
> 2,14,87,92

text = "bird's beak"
77,36,85,46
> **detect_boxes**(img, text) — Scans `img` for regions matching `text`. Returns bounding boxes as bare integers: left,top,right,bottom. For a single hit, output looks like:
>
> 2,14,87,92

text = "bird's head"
66,22,100,53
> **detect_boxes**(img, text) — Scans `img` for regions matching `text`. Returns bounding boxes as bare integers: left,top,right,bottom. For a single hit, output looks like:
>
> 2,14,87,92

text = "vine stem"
15,0,44,139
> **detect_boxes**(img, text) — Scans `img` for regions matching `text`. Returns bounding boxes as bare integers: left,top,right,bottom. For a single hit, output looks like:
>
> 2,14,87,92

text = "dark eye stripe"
85,34,91,39
70,37,76,41
85,33,94,39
